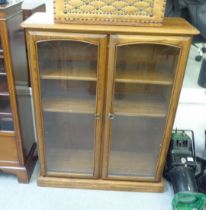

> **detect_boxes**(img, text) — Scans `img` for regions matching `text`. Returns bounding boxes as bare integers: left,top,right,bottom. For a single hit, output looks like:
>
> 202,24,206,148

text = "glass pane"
0,75,8,93
0,38,14,131
41,80,96,114
38,41,97,81
44,112,95,174
109,116,165,177
0,40,3,58
0,59,5,74
108,44,180,178
0,115,14,131
114,83,170,117
116,44,179,85
37,40,98,176
0,75,14,132
0,35,5,74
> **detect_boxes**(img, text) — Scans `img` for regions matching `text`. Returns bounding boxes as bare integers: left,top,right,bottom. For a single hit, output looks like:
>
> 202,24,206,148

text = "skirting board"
38,176,164,192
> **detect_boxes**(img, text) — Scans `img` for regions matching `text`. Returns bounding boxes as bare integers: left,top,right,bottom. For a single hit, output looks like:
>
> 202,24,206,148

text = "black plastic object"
196,131,206,194
198,58,206,87
169,166,198,194
195,55,203,62
164,130,197,184
164,130,206,210
164,130,196,173
197,160,206,194
0,0,7,4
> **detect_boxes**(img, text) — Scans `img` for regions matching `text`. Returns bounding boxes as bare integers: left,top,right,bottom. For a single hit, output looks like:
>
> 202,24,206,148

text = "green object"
172,132,191,142
172,192,206,210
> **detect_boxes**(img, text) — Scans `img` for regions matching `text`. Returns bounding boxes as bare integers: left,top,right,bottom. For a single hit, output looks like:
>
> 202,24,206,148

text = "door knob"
108,113,114,120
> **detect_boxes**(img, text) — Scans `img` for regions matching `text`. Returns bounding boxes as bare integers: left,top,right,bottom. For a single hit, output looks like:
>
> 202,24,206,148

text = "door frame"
26,30,107,178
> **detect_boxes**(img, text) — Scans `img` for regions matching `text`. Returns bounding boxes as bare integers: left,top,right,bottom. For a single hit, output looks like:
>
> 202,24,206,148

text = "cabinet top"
22,12,199,36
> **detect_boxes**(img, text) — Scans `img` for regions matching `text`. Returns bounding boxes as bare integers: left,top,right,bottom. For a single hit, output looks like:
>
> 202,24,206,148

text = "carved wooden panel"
54,0,166,26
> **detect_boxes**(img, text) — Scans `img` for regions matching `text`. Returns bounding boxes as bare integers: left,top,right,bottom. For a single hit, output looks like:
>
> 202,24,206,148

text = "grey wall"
22,0,53,13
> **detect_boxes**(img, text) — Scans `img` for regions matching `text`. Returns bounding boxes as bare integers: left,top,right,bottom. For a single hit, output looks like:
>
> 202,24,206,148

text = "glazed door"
28,32,107,178
0,22,23,164
0,31,14,132
103,35,191,181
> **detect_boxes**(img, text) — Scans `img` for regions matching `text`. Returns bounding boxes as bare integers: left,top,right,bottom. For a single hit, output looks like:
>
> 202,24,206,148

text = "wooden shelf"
0,92,9,96
114,94,167,117
46,148,94,175
43,97,96,114
109,151,157,177
115,68,173,85
41,68,97,81
0,112,12,116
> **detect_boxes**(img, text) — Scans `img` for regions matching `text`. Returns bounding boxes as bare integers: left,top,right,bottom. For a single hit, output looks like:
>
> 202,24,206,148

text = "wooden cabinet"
0,1,36,183
22,13,199,191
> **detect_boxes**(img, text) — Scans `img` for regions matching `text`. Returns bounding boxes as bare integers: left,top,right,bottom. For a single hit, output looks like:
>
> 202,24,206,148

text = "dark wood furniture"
22,13,199,191
0,1,36,183
22,2,46,86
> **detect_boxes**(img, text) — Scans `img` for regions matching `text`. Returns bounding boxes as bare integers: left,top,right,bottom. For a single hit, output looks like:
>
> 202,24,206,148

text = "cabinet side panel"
7,11,28,86
15,86,36,157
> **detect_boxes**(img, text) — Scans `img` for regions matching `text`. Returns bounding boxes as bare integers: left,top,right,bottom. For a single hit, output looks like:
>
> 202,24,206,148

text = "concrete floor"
0,163,174,210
